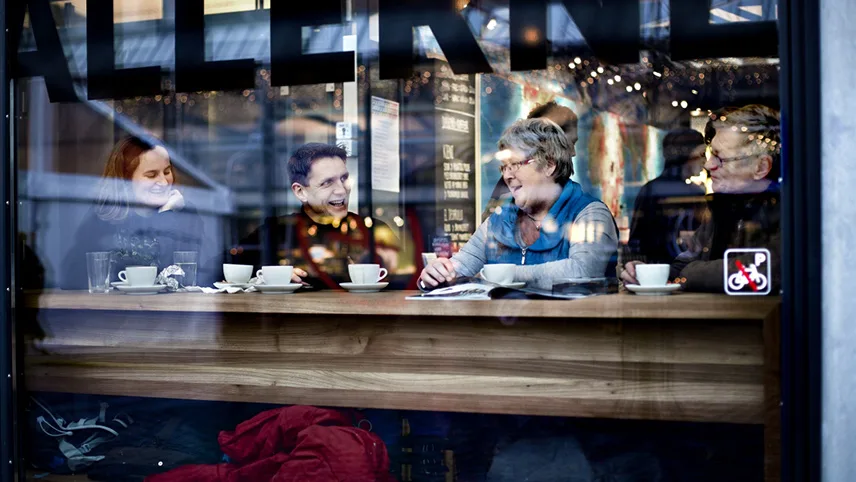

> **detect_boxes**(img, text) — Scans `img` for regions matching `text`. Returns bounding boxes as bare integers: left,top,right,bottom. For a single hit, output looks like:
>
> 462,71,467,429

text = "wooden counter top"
25,290,780,321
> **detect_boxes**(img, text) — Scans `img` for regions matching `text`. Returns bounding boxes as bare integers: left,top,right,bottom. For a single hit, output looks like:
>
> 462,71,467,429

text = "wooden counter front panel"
25,309,765,423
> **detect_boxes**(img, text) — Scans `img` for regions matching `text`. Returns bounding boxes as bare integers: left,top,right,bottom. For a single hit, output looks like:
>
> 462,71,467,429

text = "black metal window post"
0,0,17,479
779,0,823,480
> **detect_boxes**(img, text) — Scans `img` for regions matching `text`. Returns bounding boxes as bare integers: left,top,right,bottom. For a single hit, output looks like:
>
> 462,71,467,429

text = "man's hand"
620,261,645,285
292,268,308,284
419,258,458,288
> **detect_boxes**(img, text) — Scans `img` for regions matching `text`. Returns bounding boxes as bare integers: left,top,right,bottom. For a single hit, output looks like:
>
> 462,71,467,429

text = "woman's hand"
292,268,308,284
420,258,458,288
620,260,644,285
159,189,186,213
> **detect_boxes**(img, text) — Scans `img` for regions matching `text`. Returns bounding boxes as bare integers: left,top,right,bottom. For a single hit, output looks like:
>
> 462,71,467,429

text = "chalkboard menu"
433,63,477,249
400,60,478,255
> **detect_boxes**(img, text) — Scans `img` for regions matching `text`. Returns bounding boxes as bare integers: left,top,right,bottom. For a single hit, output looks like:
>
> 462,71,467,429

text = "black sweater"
61,205,205,290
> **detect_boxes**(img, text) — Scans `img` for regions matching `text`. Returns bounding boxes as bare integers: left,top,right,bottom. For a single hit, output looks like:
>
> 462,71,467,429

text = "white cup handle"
118,270,127,282
479,268,485,279
256,269,263,279
377,268,388,281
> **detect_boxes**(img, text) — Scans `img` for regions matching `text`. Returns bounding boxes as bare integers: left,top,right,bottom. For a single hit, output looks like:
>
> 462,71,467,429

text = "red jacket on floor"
146,405,395,482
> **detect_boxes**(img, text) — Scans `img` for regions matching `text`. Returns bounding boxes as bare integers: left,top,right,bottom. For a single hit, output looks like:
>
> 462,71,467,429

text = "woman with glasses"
420,118,618,290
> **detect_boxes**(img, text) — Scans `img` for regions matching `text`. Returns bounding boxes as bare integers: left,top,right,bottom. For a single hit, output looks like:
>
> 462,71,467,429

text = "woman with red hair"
61,137,205,289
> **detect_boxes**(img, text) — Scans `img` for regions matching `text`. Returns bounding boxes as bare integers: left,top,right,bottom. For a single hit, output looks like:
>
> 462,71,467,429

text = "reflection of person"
481,101,579,221
421,118,618,290
228,143,397,290
626,129,707,264
621,105,781,293
61,137,205,289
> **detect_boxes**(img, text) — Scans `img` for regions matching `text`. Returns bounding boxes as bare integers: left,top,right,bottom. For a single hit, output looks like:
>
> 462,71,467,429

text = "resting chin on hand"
419,258,459,289
158,189,186,213
620,260,645,286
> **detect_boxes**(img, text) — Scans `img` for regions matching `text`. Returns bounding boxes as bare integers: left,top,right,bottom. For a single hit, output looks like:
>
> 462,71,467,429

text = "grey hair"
498,118,574,184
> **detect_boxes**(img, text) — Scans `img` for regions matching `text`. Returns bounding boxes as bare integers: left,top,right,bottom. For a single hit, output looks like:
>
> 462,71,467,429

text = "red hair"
96,137,175,221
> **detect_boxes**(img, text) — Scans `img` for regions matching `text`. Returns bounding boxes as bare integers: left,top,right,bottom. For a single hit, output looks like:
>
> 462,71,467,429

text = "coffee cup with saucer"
254,266,302,294
479,264,525,288
625,264,681,296
340,264,389,293
114,266,166,295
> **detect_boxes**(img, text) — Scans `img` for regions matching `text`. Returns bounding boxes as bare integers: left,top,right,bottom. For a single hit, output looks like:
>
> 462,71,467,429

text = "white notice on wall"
370,96,400,193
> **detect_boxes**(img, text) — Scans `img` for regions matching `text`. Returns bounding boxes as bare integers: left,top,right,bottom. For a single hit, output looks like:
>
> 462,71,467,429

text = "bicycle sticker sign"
723,248,771,296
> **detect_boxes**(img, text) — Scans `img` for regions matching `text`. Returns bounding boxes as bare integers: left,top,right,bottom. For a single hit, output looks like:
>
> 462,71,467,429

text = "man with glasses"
621,104,781,293
226,143,398,289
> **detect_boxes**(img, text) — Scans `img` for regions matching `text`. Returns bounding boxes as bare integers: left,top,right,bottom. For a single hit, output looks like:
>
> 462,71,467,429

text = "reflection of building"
19,0,780,281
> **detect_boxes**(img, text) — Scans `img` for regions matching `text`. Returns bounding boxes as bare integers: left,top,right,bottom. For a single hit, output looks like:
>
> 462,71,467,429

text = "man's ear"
753,154,773,180
292,182,308,203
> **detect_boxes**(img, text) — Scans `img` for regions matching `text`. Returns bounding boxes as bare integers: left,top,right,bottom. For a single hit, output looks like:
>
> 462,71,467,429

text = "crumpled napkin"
156,265,186,291
188,277,263,294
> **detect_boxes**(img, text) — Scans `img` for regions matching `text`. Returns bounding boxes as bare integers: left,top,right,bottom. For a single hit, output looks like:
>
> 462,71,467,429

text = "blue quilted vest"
484,181,603,266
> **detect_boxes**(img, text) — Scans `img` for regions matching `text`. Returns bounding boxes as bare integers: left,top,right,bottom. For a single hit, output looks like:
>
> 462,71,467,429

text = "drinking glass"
86,252,112,294
173,251,198,287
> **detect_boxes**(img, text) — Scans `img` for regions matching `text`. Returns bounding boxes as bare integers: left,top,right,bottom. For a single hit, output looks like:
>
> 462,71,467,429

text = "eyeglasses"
705,146,756,165
499,158,536,175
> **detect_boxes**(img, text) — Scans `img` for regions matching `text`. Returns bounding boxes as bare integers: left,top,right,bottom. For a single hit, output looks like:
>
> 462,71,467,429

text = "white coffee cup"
118,266,157,286
348,264,388,284
480,263,515,285
257,265,294,285
635,264,670,286
223,263,253,284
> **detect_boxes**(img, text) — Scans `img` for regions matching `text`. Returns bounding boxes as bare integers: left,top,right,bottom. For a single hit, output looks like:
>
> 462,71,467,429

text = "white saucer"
115,284,166,295
495,282,526,289
625,284,681,296
339,282,389,293
255,283,302,294
111,281,127,287
214,282,254,290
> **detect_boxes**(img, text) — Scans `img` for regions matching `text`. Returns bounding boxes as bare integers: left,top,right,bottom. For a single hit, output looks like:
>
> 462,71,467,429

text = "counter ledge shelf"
22,290,782,480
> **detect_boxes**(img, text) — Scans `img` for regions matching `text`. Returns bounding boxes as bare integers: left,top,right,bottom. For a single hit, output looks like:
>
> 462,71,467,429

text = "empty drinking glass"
173,251,198,287
86,252,112,294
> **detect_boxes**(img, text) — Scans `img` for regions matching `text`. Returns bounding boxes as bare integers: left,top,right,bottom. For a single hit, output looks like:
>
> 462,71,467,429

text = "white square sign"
336,122,355,140
723,248,772,296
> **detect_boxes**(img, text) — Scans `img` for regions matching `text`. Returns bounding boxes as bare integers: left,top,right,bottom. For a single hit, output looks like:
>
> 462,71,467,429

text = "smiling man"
227,143,397,290
621,104,781,293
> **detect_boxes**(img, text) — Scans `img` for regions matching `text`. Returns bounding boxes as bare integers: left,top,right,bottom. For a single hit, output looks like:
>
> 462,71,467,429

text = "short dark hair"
288,143,348,186
662,129,705,168
527,101,579,134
